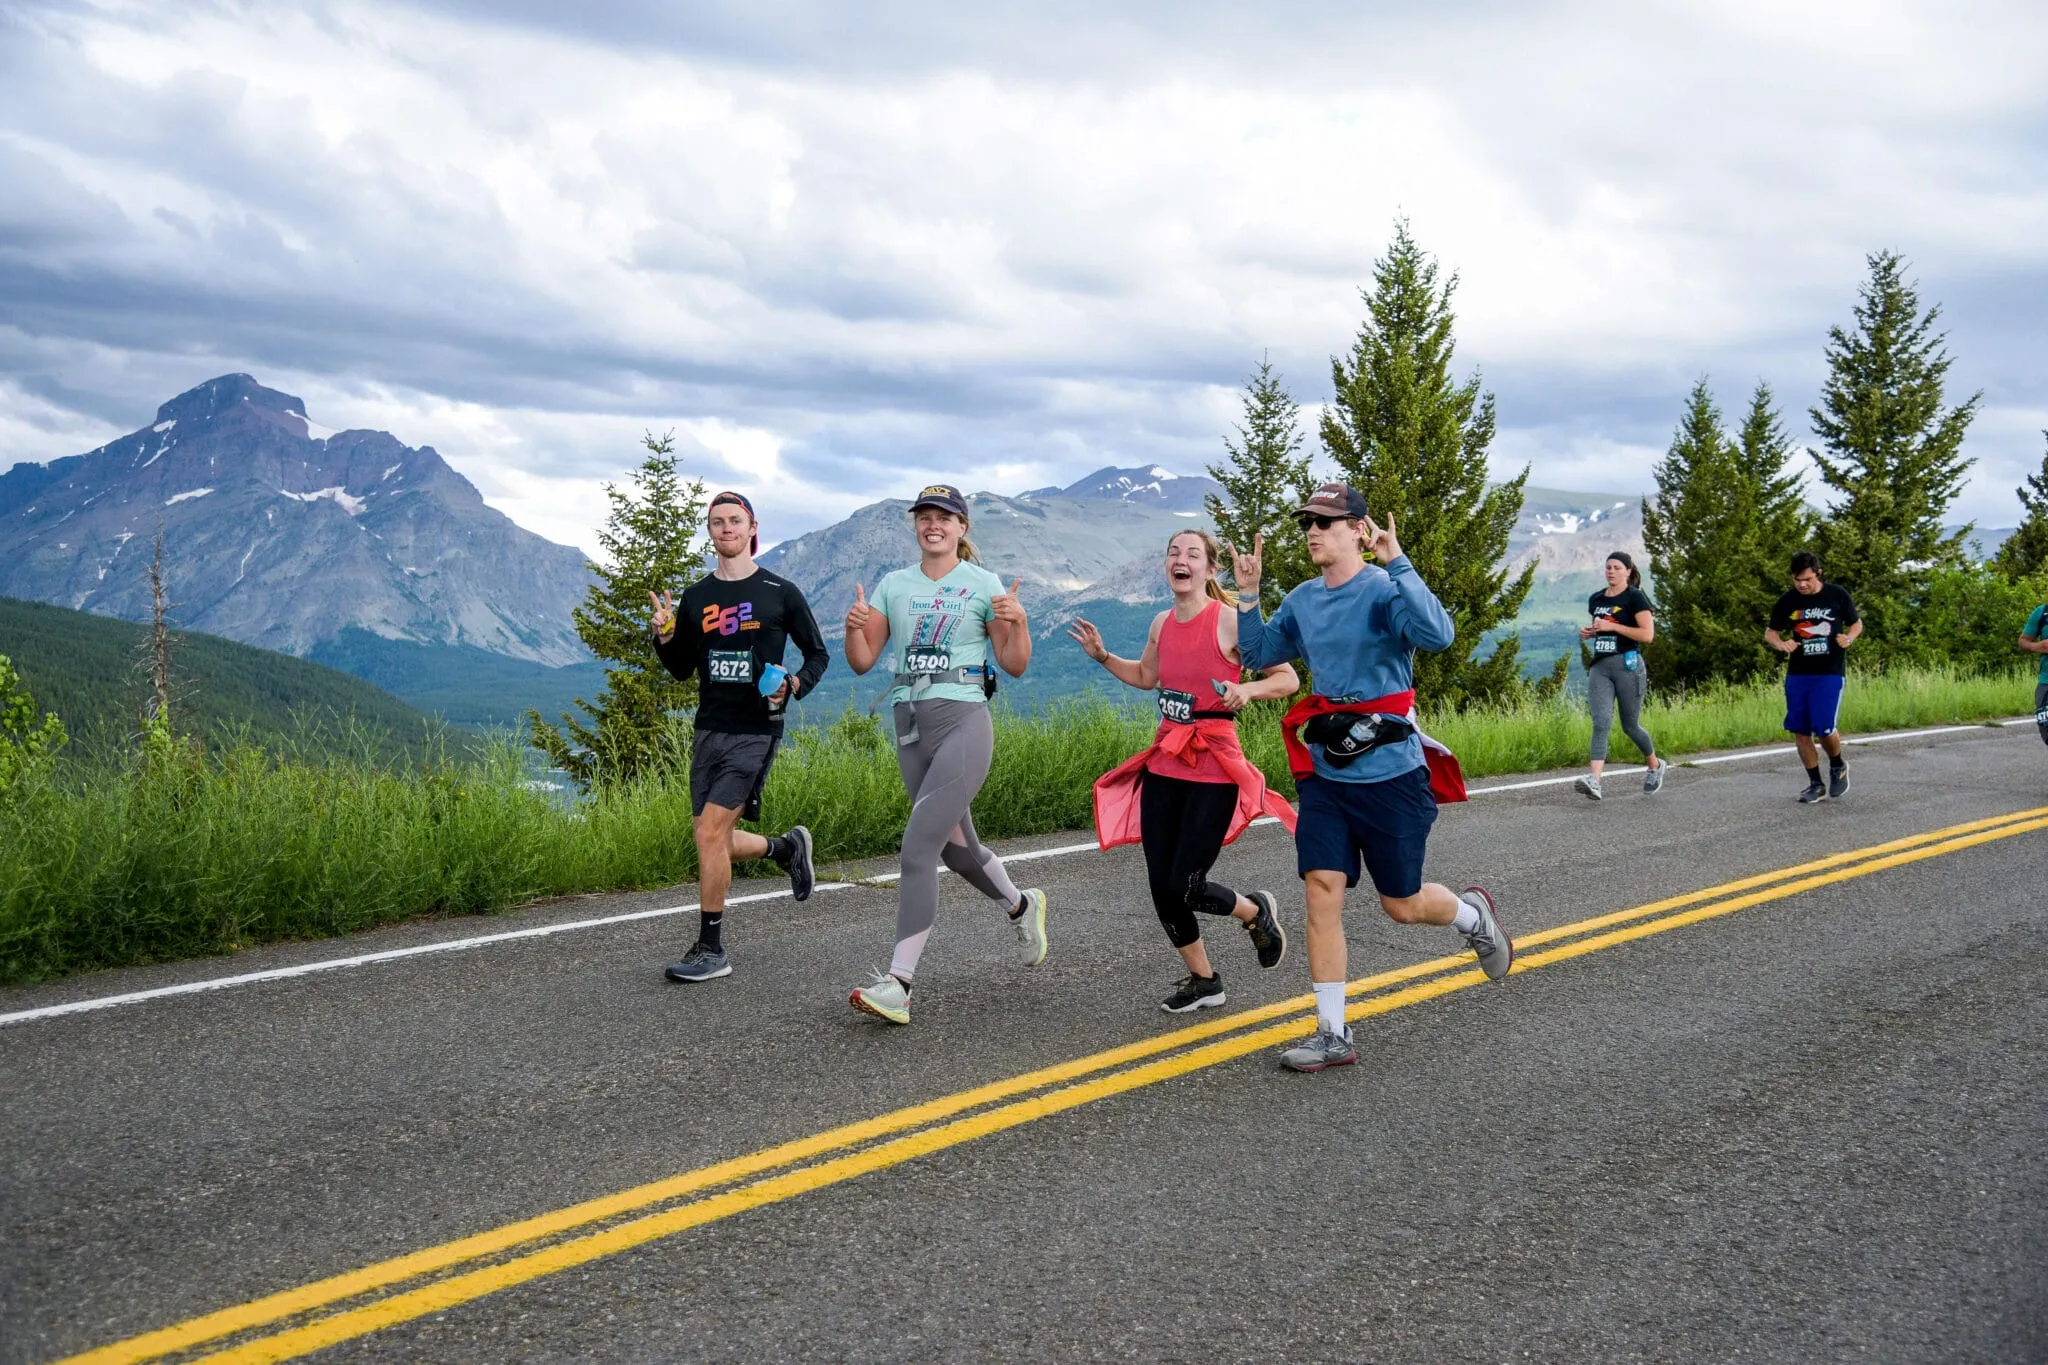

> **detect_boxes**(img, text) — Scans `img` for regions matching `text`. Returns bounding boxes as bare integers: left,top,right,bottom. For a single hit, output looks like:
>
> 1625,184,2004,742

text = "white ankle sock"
1312,981,1347,1035
1449,897,1481,935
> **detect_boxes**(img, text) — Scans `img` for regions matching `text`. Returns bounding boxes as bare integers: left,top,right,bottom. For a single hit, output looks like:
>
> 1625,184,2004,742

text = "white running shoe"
850,972,911,1025
1011,888,1048,967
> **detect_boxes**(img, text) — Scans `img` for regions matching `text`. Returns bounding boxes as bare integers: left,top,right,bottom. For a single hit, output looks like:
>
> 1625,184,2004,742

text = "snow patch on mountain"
282,486,366,515
164,488,214,505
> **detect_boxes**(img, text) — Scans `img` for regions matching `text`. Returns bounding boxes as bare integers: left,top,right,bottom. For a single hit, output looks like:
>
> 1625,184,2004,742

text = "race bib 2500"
902,647,952,675
706,649,754,684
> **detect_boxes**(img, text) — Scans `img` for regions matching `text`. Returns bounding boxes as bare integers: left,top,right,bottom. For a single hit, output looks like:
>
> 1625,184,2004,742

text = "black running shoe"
778,825,815,902
1828,766,1849,799
1798,780,1828,804
665,944,731,982
1244,890,1286,969
1161,972,1227,1013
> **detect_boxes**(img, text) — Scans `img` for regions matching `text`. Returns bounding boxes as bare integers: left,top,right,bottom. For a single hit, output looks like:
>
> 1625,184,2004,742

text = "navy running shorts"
1783,673,1846,738
690,731,780,820
1294,766,1437,899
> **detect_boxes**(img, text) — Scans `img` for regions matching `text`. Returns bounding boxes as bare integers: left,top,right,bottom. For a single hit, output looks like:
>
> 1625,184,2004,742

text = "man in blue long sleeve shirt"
1234,482,1514,1072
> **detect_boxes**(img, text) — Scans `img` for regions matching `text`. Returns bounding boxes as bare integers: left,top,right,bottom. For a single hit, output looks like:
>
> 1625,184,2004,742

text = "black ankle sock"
764,834,792,864
1829,755,1847,772
698,911,724,952
1805,765,1822,785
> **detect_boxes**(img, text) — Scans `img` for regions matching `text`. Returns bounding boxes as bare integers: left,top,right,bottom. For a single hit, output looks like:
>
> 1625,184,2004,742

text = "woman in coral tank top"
1069,529,1300,1013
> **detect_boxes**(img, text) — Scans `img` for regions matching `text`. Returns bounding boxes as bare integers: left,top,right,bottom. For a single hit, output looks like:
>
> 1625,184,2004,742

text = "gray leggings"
888,699,1021,980
1588,653,1656,762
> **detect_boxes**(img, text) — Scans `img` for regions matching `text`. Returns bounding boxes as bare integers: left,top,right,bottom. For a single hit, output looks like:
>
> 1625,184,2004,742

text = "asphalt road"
4,725,2046,1363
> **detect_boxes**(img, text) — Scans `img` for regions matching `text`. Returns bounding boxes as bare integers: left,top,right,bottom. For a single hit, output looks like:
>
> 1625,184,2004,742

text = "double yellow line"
67,805,2048,1365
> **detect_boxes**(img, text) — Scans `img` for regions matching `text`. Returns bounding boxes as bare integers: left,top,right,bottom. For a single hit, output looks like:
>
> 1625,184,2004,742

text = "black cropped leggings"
1139,771,1243,949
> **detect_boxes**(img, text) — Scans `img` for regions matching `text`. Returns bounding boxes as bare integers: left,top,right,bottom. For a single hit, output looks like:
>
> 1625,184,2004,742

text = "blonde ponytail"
957,531,981,564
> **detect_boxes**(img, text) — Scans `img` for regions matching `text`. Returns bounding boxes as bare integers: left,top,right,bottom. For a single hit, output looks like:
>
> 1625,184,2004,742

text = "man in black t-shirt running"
651,492,830,981
1765,550,1863,804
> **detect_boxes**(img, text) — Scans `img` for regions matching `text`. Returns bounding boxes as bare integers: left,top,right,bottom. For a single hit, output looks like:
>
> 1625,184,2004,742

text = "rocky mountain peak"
0,376,592,665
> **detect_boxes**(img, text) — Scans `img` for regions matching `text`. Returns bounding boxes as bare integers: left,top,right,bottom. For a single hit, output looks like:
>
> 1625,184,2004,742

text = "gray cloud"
3,0,2046,557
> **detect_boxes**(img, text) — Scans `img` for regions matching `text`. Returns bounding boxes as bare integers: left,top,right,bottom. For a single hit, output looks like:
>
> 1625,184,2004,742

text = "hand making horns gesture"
1361,510,1402,566
991,579,1027,627
1226,532,1263,598
648,589,677,640
845,583,874,634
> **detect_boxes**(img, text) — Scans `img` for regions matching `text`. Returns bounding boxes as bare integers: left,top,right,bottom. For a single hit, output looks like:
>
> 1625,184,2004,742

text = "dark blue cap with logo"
910,483,971,518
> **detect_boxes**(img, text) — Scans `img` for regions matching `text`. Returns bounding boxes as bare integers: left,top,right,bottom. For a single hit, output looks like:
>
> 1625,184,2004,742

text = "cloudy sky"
4,0,2045,556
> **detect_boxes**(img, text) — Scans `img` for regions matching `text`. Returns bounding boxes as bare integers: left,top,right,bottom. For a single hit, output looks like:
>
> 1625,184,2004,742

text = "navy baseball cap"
910,483,970,518
1296,481,1368,521
709,490,758,554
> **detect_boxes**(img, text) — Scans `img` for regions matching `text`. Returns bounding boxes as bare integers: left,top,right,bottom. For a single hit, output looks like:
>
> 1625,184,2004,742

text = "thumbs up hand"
991,578,1027,627
845,582,873,634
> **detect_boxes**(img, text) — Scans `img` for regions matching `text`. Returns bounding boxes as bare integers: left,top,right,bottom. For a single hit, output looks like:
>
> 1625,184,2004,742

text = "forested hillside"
0,596,433,754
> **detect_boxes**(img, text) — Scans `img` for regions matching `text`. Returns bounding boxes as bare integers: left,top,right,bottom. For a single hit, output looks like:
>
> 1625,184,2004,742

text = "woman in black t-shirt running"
1575,552,1666,801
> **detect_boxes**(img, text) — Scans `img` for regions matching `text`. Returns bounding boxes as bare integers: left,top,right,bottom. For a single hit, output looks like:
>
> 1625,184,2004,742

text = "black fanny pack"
1302,710,1416,767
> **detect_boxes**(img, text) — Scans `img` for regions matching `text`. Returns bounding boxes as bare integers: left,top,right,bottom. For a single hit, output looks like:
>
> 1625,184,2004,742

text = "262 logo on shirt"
701,602,758,636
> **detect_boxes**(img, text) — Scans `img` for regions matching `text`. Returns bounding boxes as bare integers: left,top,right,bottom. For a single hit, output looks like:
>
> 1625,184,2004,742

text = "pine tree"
529,433,708,789
1991,434,2048,580
1319,220,1532,708
1810,251,1980,656
1206,356,1315,615
1643,380,1811,687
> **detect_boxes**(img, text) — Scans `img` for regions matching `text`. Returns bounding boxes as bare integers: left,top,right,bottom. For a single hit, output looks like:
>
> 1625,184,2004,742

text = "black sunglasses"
1295,514,1355,531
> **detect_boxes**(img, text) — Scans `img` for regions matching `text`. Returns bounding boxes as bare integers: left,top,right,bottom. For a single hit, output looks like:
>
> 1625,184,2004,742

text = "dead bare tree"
139,524,177,735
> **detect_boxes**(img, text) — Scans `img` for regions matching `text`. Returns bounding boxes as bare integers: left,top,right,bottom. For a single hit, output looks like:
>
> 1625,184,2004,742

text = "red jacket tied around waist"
1280,690,1467,805
1091,599,1297,850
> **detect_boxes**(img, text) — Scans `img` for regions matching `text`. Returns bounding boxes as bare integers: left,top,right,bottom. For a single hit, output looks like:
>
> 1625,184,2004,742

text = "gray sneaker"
1011,888,1049,967
1828,765,1849,799
1460,887,1513,982
1574,774,1603,801
779,825,815,902
1279,1025,1358,1073
665,944,731,982
1643,762,1664,794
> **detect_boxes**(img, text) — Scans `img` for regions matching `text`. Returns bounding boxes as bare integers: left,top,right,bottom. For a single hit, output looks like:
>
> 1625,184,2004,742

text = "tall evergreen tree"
1206,356,1315,615
1319,220,1531,708
1810,250,1980,655
529,433,708,788
1991,433,2048,580
1643,380,1811,687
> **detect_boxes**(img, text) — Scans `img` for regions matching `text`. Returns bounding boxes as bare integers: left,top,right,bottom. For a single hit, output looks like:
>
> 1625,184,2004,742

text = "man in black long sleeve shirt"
650,491,831,982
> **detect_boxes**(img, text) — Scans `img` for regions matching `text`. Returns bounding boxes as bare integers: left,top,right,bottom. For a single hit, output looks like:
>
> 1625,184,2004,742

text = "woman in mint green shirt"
841,483,1046,1024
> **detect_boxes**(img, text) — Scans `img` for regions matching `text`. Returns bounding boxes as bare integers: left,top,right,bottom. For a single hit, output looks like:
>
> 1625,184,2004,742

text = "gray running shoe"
1279,1026,1357,1072
1574,774,1603,801
1161,972,1227,1013
850,971,911,1024
1828,765,1849,799
1012,888,1049,967
1460,886,1513,982
1244,890,1286,969
1643,763,1664,794
665,944,731,982
1798,780,1828,804
779,825,815,901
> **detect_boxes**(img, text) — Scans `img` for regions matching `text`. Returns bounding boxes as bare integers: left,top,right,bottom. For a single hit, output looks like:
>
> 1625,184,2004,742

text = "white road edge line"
3,718,2033,1028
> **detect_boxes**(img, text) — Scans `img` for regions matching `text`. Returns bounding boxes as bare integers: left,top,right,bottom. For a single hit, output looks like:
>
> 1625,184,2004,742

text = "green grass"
2,664,2035,986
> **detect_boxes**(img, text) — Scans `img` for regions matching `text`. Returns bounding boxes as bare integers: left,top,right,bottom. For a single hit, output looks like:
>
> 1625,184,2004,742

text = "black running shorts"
690,731,780,820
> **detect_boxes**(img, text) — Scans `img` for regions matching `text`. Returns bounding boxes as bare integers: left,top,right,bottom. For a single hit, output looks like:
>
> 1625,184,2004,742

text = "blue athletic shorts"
1783,673,1846,738
1294,767,1437,898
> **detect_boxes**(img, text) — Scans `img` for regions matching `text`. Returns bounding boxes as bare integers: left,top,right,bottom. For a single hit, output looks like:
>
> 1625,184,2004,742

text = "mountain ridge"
0,374,595,667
